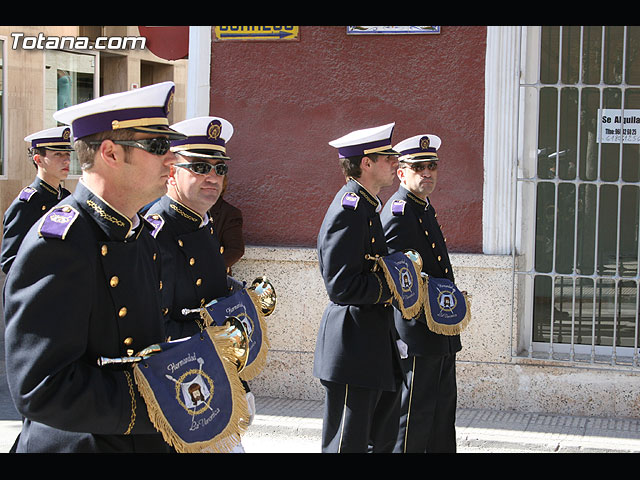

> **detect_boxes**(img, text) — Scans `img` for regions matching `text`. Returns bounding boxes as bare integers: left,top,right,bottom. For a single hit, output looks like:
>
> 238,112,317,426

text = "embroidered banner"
377,251,424,319
201,289,269,381
133,327,249,453
423,276,471,335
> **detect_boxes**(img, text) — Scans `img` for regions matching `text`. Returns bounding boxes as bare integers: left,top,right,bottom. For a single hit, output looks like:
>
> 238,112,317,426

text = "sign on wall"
347,26,440,35
598,109,640,144
214,26,299,42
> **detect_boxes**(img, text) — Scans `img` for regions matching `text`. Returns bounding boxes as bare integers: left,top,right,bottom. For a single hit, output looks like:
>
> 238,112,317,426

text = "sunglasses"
403,161,438,172
175,162,228,176
90,137,172,156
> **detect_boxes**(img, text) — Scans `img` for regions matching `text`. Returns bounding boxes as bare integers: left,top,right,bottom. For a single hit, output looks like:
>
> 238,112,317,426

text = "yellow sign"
214,26,299,42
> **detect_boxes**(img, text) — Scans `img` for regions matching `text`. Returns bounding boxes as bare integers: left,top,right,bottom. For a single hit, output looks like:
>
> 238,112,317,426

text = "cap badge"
207,120,222,141
419,136,430,151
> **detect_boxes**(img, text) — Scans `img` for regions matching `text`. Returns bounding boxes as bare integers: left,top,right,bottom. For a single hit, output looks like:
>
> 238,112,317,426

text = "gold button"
419,218,423,223
210,227,214,235
371,237,375,243
425,230,429,236
162,308,169,315
118,307,127,318
124,337,133,346
369,220,372,226
178,239,184,247
445,268,449,273
101,245,108,256
196,278,202,287
153,252,157,261
189,257,196,266
219,246,224,254
444,237,447,243
432,243,436,249
438,255,442,261
159,280,163,290
41,205,46,211
109,276,119,288
435,213,438,218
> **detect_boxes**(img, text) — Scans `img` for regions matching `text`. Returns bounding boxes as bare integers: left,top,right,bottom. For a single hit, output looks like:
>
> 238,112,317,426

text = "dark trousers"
320,380,401,453
394,353,457,453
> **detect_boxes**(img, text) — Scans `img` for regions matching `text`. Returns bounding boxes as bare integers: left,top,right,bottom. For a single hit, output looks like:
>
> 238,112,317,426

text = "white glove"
246,391,256,426
396,339,409,359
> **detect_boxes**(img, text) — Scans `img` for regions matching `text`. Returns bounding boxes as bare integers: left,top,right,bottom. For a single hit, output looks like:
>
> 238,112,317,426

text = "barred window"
517,26,640,367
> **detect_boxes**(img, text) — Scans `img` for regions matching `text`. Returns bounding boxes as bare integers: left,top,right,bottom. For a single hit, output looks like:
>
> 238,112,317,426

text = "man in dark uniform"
144,116,242,341
144,116,253,451
1,126,73,274
313,123,406,453
3,82,186,452
380,134,461,453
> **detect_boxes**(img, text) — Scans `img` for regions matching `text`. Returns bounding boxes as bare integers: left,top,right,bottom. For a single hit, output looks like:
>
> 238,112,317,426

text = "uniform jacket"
380,185,462,356
1,176,71,274
313,178,402,391
208,197,245,271
145,195,230,341
3,181,171,452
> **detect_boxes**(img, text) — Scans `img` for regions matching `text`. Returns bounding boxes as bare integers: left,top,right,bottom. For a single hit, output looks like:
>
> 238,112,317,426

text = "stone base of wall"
234,246,640,418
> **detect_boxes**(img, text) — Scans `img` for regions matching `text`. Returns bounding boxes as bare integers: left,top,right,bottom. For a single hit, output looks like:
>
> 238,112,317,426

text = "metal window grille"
515,26,640,368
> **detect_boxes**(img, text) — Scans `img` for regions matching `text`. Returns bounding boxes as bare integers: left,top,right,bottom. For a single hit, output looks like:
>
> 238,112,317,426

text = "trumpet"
97,344,163,367
96,319,249,373
181,276,277,317
213,316,249,373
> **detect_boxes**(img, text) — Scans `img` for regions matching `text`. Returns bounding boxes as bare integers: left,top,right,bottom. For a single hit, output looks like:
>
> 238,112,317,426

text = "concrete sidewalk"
2,395,640,453
241,396,640,453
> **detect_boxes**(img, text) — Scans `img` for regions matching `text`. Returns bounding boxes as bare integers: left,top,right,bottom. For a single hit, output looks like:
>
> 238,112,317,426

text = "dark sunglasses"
404,161,438,172
90,137,172,156
175,162,228,176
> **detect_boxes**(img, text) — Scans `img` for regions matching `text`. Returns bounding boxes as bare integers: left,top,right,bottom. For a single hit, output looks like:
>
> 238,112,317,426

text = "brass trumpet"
212,316,249,373
249,276,277,316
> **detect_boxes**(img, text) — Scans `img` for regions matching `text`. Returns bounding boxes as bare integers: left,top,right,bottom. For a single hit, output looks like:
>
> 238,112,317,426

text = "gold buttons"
432,243,436,249
153,252,157,261
445,268,449,274
371,237,375,243
159,280,163,290
219,246,224,254
162,308,169,316
437,255,442,261
101,245,108,256
178,239,184,247
109,276,119,288
118,307,128,318
41,205,46,211
189,257,196,266
196,278,202,287
124,337,133,346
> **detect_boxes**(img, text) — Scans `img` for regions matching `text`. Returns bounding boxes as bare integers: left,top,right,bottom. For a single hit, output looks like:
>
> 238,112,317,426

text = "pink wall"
209,26,486,253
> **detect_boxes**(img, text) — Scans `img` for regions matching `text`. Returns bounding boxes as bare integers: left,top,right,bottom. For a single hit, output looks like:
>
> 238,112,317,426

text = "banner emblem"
133,327,250,453
423,276,471,335
376,251,424,319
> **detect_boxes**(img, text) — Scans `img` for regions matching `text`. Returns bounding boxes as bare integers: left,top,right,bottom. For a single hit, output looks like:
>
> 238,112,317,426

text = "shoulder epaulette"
391,199,406,216
18,186,37,202
38,205,79,240
144,213,165,238
341,192,360,210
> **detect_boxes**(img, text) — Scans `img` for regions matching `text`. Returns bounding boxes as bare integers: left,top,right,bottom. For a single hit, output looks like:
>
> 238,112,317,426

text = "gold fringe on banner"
422,280,472,336
377,256,425,320
133,327,250,453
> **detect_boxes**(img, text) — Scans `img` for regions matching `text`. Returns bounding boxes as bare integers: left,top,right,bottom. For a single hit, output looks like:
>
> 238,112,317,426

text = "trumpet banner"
133,327,250,453
377,251,424,319
201,288,270,381
423,276,471,336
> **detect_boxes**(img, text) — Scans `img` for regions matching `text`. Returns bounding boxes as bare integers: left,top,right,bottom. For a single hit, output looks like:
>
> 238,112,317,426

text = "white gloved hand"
246,391,256,426
396,339,409,359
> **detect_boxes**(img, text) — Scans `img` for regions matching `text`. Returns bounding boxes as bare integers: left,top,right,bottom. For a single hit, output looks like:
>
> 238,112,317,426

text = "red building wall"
209,26,486,253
